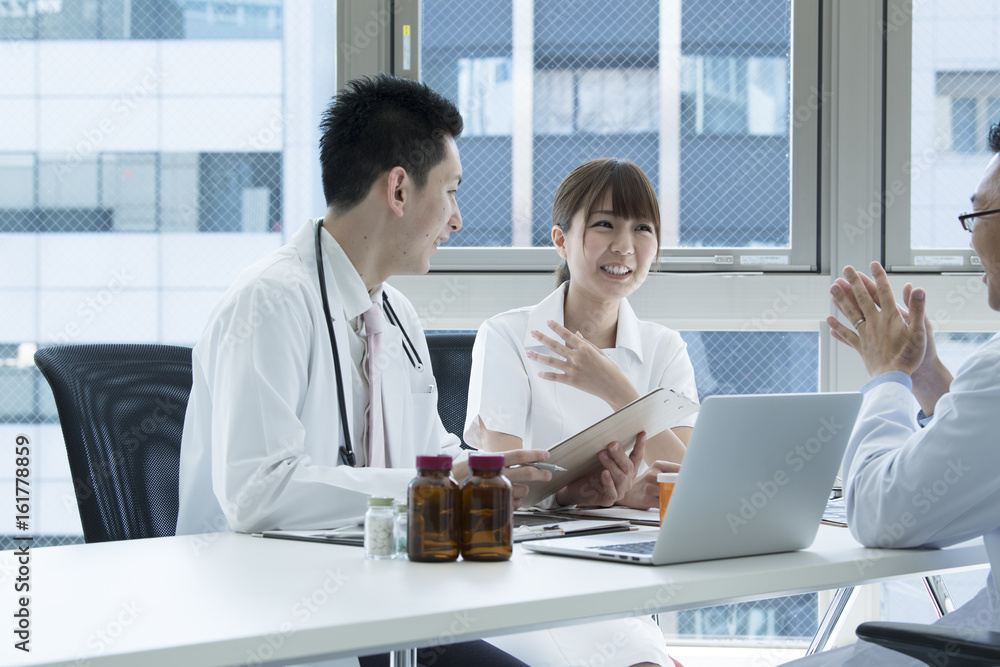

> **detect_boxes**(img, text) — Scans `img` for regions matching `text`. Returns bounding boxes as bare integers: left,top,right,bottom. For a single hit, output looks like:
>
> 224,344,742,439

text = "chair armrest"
856,621,1000,666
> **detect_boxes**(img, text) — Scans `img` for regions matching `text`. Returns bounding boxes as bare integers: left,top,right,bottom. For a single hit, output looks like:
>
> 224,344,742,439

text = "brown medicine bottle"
460,453,512,561
407,455,459,562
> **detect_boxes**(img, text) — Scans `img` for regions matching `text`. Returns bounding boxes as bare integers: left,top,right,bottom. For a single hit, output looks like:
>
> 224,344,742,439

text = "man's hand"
554,432,647,507
826,262,928,377
498,448,552,509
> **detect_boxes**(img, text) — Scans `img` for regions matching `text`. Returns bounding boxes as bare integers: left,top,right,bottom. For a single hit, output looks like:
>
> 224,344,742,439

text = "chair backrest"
425,331,476,449
34,344,192,543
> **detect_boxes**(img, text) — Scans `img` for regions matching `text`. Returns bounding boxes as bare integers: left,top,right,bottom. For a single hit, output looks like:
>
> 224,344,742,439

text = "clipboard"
253,523,366,547
513,518,632,542
519,388,698,507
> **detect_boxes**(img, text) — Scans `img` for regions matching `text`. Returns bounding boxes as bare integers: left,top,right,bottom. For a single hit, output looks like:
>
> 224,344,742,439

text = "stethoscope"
315,220,424,467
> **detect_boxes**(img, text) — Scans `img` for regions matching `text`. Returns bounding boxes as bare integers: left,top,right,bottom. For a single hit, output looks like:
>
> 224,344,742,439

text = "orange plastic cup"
657,473,679,524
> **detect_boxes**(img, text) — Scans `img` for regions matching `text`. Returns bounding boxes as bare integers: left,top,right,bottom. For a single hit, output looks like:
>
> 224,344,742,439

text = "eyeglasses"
958,208,1000,232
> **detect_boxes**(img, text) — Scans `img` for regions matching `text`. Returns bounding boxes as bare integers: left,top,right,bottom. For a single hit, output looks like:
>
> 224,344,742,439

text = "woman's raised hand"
526,319,640,410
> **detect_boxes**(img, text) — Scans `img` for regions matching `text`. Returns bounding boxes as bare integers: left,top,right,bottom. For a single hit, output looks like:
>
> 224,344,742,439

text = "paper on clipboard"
520,388,698,507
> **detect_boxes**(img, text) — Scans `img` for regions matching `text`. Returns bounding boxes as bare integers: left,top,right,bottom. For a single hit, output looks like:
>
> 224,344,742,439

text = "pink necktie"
362,303,387,468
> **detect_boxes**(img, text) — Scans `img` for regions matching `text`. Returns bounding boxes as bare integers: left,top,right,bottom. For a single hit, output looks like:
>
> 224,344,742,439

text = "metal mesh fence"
0,534,83,551
0,2,287,545
910,0,1000,249
0,0,283,40
682,331,818,398
0,152,282,233
422,0,791,248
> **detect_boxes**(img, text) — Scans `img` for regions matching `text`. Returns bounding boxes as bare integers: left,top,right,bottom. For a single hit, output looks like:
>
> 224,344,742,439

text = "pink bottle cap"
415,455,453,470
468,453,505,470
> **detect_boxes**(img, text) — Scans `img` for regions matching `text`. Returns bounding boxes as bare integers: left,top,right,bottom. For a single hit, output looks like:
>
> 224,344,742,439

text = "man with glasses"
784,125,1000,665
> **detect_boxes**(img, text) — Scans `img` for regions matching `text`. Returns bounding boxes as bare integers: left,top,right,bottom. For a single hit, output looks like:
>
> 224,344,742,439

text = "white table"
1,526,988,667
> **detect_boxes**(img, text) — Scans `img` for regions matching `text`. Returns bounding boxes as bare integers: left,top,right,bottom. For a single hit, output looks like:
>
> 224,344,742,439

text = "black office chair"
856,621,1000,666
34,344,192,543
425,331,477,449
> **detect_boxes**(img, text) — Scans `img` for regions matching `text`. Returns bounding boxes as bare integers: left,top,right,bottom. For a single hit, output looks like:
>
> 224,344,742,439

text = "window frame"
339,0,822,272
883,0,984,272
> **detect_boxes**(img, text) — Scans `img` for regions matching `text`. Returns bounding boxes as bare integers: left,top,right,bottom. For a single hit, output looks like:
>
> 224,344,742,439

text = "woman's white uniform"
465,283,698,667
176,220,460,537
784,334,1000,666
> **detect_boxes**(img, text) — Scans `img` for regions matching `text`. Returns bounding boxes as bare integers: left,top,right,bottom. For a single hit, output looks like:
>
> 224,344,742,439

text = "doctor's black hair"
319,74,463,213
989,123,1000,153
551,158,661,286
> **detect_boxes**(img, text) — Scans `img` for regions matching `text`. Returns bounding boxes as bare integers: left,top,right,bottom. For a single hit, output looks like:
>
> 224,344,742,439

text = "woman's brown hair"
551,158,661,286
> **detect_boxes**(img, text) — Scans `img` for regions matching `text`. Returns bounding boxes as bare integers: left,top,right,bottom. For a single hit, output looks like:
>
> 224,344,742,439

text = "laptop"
523,392,862,565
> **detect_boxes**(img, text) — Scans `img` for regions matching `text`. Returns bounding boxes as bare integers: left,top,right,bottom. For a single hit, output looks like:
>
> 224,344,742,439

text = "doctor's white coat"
175,220,460,536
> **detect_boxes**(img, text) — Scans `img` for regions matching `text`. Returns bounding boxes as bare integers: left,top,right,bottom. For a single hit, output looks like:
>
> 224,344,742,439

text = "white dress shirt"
464,282,699,450
785,332,1000,666
319,229,378,467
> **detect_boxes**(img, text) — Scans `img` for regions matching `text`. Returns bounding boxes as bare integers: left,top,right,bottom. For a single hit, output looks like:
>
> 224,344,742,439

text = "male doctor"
174,75,547,665
176,73,551,534
784,125,1000,665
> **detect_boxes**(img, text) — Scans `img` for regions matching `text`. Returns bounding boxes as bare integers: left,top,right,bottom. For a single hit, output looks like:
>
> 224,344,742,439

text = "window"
458,58,514,137
885,2,1000,267
0,152,281,233
0,0,282,39
532,68,659,135
681,56,788,137
934,72,1000,155
198,152,282,233
421,0,819,269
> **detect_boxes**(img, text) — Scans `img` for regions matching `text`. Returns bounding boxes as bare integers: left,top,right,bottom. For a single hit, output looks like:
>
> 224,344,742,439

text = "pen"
527,462,567,472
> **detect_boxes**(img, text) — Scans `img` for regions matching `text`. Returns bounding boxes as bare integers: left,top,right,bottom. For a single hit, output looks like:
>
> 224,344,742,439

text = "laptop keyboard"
589,540,656,555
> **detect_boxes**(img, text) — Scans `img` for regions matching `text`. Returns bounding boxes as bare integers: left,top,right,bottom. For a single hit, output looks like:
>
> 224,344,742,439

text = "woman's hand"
555,432,647,507
526,319,640,410
619,460,681,510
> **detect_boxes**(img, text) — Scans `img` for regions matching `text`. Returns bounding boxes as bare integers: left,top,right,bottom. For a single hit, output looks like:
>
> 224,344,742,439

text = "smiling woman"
463,158,698,667
551,158,661,293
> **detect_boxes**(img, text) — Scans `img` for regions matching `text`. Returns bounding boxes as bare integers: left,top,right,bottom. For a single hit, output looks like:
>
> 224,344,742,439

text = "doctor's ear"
386,167,408,217
551,225,568,260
